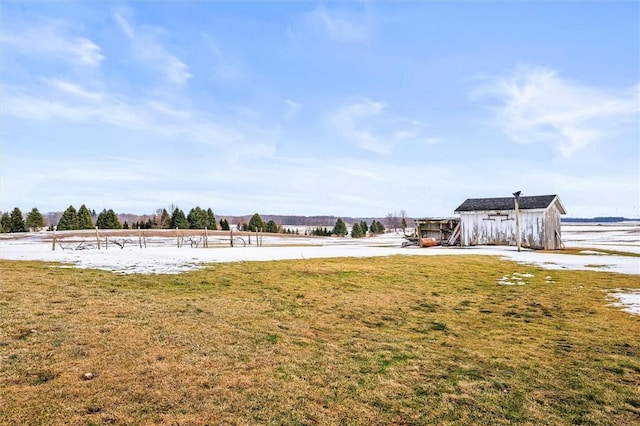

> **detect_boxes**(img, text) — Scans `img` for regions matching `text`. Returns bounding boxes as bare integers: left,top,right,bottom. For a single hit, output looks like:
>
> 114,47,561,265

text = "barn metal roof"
454,194,566,213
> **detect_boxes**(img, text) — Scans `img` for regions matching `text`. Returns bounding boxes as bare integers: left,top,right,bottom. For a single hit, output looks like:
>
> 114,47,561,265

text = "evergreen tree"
0,212,9,232
9,208,26,232
57,205,78,231
76,204,94,229
401,217,408,232
248,213,265,232
123,221,129,229
360,220,369,236
370,220,385,234
265,220,279,233
351,222,364,238
219,218,230,231
25,208,45,231
187,207,207,229
145,219,153,229
333,218,348,236
169,208,189,229
206,208,217,230
96,209,122,229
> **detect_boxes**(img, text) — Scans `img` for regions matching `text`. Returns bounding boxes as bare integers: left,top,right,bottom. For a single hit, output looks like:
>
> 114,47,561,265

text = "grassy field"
1,256,639,425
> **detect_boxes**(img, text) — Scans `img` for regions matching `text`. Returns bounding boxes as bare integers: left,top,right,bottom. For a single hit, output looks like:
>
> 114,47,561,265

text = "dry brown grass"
1,257,639,425
540,247,640,257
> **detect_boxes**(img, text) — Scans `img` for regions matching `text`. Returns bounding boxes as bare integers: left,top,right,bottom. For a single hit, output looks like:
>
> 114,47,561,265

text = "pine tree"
360,220,369,236
96,209,122,229
333,218,348,236
265,220,279,233
206,208,217,230
170,208,189,229
0,212,10,232
351,222,364,238
187,207,207,229
57,205,78,231
25,208,45,231
219,218,230,231
76,204,94,229
9,208,26,232
248,213,265,232
370,220,385,234
123,221,129,229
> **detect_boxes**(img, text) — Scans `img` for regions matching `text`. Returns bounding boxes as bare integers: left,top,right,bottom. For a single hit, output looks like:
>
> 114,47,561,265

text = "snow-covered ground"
1,223,638,313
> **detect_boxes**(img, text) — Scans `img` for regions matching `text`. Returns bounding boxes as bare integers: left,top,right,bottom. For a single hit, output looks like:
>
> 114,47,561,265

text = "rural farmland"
1,222,638,424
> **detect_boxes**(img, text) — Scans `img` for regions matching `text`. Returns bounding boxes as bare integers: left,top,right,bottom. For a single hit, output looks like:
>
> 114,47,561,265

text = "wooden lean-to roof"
454,194,566,214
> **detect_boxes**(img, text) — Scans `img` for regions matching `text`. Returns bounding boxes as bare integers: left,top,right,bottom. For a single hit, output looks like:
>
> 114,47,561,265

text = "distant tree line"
307,218,385,237
1,207,44,233
1,206,391,236
0,205,221,233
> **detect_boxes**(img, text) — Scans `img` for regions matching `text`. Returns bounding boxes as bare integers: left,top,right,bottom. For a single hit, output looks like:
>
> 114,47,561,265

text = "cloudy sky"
1,1,638,218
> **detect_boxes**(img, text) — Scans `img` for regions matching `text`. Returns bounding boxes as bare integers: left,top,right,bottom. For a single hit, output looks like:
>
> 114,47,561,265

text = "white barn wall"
459,208,562,249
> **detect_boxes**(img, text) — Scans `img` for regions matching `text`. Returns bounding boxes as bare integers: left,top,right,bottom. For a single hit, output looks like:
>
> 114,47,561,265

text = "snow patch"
607,290,640,315
498,272,533,286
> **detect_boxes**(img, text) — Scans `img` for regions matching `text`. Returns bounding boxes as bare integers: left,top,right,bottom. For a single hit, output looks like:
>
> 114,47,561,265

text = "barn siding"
459,209,552,249
543,201,563,250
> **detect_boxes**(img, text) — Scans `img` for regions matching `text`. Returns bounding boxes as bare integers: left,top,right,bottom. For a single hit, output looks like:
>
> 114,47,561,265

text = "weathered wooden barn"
454,194,566,250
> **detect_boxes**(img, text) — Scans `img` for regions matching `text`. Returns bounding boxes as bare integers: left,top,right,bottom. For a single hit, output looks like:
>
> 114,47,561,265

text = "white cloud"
1,20,104,67
48,79,102,102
328,98,436,155
113,13,191,85
1,79,275,162
310,4,371,44
473,66,640,157
329,99,389,154
148,101,189,119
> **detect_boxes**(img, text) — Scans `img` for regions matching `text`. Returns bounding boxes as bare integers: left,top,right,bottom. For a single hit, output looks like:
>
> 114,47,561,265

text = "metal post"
513,191,521,252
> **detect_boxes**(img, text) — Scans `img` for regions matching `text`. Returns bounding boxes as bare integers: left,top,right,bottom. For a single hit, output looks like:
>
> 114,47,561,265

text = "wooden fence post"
176,227,180,248
138,226,142,248
52,226,57,251
204,227,208,248
230,230,234,247
96,226,101,250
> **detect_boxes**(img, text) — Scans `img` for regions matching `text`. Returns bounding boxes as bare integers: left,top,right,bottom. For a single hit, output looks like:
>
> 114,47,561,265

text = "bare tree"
386,212,400,232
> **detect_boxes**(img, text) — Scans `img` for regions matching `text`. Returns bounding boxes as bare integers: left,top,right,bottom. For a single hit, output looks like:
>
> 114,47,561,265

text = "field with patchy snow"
1,222,638,313
1,223,638,274
2,224,639,424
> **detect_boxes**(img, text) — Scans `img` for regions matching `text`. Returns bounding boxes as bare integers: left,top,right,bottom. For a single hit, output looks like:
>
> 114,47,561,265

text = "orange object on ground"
419,237,438,248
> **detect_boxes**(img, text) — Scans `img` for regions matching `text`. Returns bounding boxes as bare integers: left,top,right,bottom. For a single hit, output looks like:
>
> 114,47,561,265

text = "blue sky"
1,1,638,218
